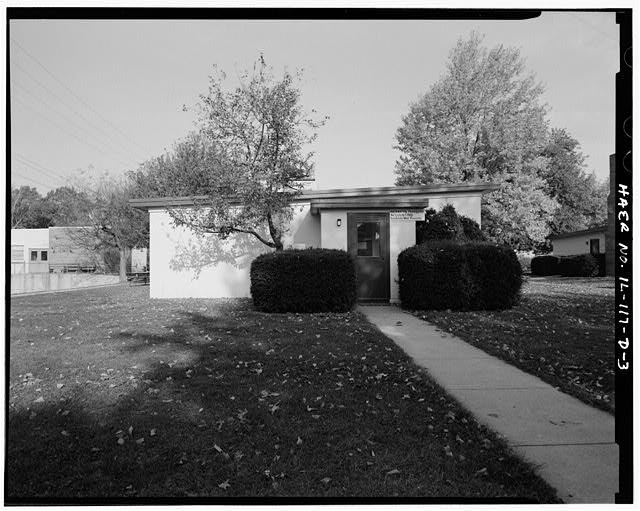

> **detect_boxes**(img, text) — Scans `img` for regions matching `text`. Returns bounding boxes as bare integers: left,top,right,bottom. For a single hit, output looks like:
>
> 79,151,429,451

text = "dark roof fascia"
310,197,429,214
301,182,499,199
129,182,499,211
549,225,607,240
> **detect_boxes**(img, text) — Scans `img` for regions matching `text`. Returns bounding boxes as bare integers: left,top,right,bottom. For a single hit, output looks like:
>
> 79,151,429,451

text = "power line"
11,78,146,165
12,94,139,169
13,154,70,184
12,170,58,190
11,38,155,157
11,62,148,163
13,152,69,181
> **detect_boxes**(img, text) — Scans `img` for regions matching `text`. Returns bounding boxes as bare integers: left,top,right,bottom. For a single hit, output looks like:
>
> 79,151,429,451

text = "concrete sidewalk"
360,305,618,503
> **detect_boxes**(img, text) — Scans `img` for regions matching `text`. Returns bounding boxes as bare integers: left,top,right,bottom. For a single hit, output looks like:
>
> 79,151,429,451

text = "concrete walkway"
360,305,618,503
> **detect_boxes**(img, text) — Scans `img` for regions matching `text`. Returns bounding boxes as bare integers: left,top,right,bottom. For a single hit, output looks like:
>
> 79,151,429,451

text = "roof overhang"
548,225,608,240
129,182,500,211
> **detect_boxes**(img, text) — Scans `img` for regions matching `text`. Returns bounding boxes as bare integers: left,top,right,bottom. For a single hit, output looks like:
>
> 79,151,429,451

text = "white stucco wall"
320,210,348,250
552,232,606,256
149,204,319,299
10,229,50,273
389,217,416,303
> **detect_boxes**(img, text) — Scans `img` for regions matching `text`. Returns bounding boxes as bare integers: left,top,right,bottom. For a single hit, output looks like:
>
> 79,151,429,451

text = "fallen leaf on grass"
218,480,230,490
320,477,331,484
386,469,400,475
117,438,125,445
296,437,303,445
150,429,157,436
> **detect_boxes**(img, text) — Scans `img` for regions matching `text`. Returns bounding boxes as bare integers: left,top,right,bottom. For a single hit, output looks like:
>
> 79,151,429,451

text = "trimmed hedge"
531,255,560,276
398,241,522,311
558,254,599,277
250,249,356,313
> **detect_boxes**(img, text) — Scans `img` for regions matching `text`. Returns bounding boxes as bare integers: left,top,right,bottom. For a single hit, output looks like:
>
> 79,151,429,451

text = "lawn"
8,285,558,502
412,276,614,414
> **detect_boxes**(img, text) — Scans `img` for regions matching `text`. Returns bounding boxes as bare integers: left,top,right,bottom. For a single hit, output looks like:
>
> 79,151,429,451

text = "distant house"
10,227,148,274
549,225,607,257
10,228,50,274
131,182,499,301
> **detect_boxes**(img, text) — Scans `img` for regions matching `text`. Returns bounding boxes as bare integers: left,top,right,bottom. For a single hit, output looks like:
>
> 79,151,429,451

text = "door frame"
347,211,390,302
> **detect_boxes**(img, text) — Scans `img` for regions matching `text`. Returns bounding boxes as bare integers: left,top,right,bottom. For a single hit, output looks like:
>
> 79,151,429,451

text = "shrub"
460,216,487,242
250,248,356,313
558,254,599,277
398,241,522,311
416,205,485,244
530,255,560,276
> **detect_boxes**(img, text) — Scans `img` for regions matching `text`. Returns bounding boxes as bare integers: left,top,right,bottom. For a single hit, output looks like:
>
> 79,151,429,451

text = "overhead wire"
11,38,154,157
11,77,146,165
12,94,139,169
13,154,70,184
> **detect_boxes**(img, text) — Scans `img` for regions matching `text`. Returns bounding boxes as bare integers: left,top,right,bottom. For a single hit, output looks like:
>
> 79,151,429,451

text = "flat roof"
549,225,607,240
130,182,499,211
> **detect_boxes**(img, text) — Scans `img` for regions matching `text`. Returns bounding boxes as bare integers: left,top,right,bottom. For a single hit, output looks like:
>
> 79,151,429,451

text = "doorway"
347,212,390,301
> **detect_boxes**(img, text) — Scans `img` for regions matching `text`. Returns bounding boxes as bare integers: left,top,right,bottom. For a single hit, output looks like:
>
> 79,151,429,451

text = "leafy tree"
73,172,149,282
10,186,52,228
43,186,93,226
142,56,325,250
395,32,557,250
417,204,486,244
129,131,219,199
541,128,608,233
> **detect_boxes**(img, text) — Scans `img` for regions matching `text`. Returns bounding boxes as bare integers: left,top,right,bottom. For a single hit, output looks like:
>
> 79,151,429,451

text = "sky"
9,11,619,194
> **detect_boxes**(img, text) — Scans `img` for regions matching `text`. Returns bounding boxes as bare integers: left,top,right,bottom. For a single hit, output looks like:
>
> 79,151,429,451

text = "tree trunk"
118,246,129,283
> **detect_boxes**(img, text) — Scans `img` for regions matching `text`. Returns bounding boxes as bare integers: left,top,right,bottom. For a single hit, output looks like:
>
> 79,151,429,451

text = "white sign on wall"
389,210,425,221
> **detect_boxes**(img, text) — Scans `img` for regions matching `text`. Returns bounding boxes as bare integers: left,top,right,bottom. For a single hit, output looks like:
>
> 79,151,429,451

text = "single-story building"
10,227,149,274
131,182,498,302
549,225,607,257
10,228,50,274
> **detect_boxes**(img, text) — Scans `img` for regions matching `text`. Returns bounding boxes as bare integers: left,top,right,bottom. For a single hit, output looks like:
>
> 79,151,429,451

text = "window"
590,239,600,255
41,250,48,261
31,251,38,262
357,222,381,257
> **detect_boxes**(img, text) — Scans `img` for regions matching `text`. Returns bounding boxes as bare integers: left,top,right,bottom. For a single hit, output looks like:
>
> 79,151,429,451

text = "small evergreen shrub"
250,249,356,313
398,241,522,311
422,204,463,241
416,205,485,244
530,255,560,276
558,254,599,277
460,216,487,242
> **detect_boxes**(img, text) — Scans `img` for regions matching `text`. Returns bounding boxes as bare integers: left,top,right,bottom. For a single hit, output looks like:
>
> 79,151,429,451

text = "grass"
8,285,559,502
411,276,614,414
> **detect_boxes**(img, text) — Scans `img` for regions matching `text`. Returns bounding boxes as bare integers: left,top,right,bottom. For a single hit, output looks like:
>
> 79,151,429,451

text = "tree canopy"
394,33,607,251
541,128,608,234
138,57,326,250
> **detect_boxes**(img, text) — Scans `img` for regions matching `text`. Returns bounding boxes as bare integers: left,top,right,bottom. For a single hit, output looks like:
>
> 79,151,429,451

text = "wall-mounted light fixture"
337,218,342,227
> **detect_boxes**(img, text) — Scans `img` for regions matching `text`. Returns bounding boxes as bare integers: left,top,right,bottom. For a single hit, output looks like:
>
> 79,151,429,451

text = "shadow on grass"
8,303,561,503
